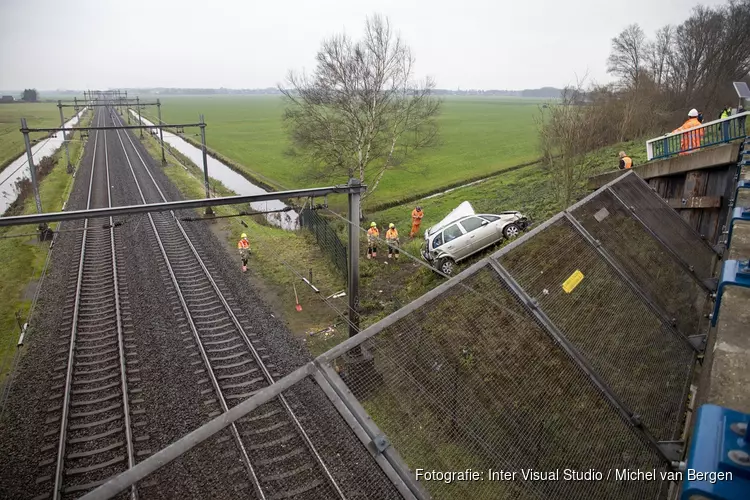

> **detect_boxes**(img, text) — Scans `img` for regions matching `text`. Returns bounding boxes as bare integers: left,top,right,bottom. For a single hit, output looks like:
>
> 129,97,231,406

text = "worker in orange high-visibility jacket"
237,233,250,272
672,108,704,155
410,206,424,238
367,222,379,259
618,151,632,170
386,223,400,259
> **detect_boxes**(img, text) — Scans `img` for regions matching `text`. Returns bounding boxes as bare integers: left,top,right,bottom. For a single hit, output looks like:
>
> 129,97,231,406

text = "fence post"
347,179,361,338
157,99,166,165
58,100,73,174
200,114,213,215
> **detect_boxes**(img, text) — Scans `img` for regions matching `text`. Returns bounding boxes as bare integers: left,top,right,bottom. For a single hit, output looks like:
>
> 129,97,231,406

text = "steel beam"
20,123,203,133
0,185,367,227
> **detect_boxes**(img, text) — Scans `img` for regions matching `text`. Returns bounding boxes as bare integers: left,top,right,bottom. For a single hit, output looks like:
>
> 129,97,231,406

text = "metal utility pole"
21,118,52,240
347,179,361,338
126,91,131,124
199,114,213,215
136,96,143,138
157,99,166,165
58,100,73,174
21,119,43,214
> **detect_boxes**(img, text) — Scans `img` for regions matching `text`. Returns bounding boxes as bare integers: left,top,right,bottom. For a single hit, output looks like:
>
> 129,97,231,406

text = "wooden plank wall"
647,165,735,244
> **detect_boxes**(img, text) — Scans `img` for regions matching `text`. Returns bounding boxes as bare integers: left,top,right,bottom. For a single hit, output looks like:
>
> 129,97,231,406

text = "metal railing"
80,170,713,500
646,112,748,160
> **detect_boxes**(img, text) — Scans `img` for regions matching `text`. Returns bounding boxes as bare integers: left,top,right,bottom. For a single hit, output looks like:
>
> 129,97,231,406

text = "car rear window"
443,224,463,243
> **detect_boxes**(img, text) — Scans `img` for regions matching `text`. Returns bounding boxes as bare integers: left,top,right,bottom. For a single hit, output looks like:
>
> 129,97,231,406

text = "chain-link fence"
81,171,711,500
299,207,348,280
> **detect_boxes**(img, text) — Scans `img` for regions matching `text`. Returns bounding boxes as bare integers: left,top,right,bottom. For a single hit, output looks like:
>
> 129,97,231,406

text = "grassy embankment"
0,103,62,173
154,95,542,209
0,110,93,378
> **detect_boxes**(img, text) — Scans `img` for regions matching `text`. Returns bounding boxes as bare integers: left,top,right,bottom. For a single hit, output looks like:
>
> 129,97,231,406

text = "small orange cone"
293,283,302,312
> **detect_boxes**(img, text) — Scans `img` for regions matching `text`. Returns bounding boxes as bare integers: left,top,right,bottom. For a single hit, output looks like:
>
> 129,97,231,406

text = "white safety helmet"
688,108,699,117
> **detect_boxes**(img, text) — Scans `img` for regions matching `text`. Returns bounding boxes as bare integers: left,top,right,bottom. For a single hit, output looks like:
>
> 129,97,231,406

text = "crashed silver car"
421,201,529,276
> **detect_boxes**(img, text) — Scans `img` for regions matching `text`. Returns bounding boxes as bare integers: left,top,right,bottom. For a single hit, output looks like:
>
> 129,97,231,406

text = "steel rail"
52,109,137,500
112,120,263,499
112,111,346,499
105,120,138,500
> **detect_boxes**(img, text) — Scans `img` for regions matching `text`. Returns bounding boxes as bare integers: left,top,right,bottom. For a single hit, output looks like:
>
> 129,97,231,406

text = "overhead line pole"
57,100,73,174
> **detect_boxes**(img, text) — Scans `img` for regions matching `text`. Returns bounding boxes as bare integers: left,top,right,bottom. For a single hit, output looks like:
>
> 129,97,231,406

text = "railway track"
110,112,344,499
36,108,146,499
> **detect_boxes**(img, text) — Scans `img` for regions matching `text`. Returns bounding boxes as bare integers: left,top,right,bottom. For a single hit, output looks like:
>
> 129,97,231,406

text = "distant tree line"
21,89,38,102
538,0,750,208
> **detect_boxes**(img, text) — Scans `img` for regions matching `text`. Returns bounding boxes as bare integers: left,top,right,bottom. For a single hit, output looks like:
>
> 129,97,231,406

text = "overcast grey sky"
0,0,728,91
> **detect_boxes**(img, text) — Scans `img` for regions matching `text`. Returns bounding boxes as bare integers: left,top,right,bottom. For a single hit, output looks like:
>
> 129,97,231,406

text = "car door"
459,216,497,253
440,223,469,259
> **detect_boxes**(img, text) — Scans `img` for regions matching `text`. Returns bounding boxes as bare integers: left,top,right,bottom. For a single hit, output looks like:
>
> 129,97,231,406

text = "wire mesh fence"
569,188,710,338
325,263,670,500
496,215,695,441
608,174,717,281
299,207,348,280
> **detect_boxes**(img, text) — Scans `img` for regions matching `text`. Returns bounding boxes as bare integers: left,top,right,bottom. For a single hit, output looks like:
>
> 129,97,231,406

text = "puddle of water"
0,108,88,215
130,111,298,230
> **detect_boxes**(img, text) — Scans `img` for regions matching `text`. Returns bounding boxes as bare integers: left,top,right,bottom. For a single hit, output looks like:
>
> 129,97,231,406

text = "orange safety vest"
622,156,632,169
386,229,399,242
237,238,249,250
367,227,379,242
412,209,423,222
673,118,703,153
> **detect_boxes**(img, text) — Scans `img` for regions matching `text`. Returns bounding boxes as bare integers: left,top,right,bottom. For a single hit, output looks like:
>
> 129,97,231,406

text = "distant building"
0,95,15,103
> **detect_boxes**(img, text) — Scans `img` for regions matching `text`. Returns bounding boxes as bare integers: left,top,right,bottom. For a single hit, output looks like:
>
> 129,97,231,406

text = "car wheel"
503,223,521,239
436,257,455,276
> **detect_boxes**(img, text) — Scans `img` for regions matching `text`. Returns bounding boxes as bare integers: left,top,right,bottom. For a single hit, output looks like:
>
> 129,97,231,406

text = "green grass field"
153,95,543,208
0,112,91,378
0,103,62,172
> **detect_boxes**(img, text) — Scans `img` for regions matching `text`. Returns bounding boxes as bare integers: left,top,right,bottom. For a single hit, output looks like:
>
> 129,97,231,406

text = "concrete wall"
588,143,742,244
697,164,750,413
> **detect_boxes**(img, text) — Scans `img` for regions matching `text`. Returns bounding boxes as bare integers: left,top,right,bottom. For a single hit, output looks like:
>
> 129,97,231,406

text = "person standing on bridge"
367,222,379,259
237,233,250,272
386,223,400,260
671,108,704,155
720,105,732,119
410,206,424,238
618,151,633,170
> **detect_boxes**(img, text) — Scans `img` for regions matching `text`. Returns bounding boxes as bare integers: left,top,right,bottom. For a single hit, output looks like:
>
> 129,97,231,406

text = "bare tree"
280,15,441,205
537,79,605,208
645,26,673,89
607,24,647,89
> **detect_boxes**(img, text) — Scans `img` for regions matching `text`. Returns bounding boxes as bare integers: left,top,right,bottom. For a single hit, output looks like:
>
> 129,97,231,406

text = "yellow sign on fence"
562,270,585,294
